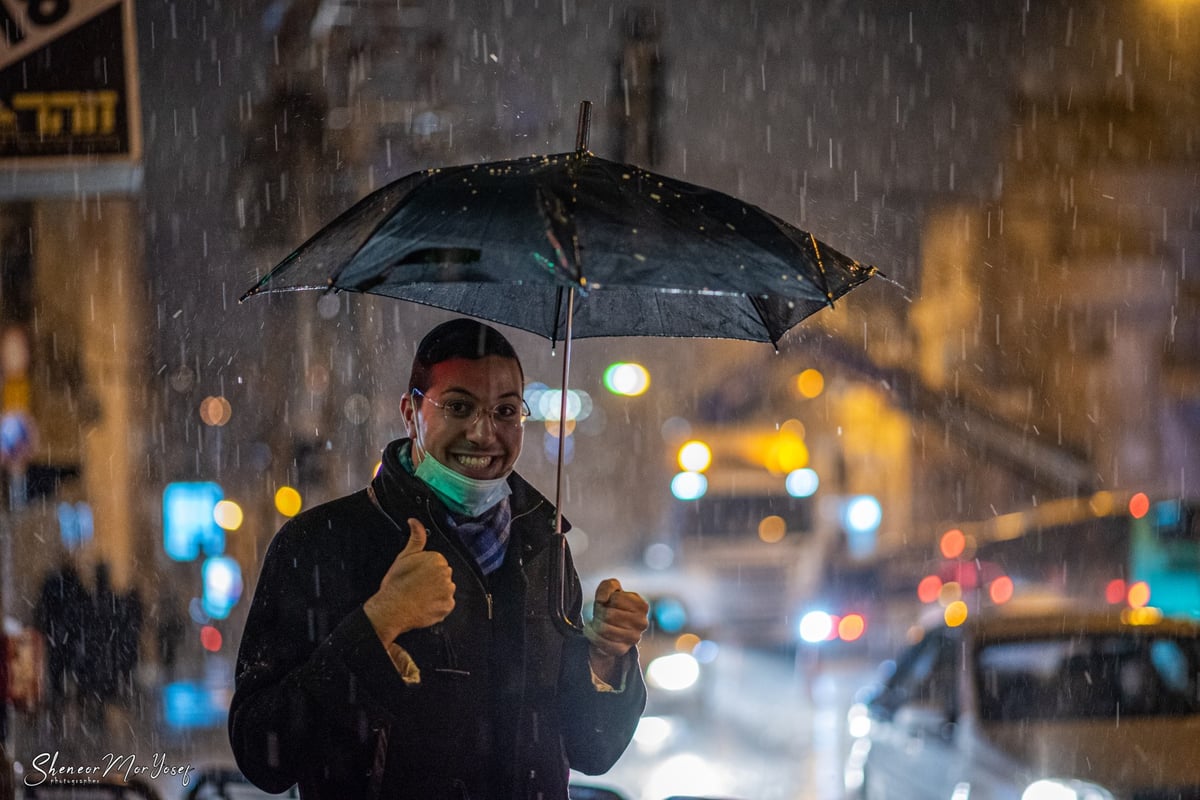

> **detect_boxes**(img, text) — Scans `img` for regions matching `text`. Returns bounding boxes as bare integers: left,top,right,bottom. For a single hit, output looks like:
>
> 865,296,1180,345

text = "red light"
989,576,1014,604
917,575,943,604
1105,579,1127,605
940,529,966,559
200,625,223,652
1129,493,1150,519
839,614,866,642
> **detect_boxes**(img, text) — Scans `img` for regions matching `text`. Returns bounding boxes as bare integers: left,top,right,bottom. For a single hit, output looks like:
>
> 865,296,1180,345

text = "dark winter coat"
229,439,646,799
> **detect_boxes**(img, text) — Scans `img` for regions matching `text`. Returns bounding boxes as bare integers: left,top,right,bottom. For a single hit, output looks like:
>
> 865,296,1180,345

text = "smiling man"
229,318,649,800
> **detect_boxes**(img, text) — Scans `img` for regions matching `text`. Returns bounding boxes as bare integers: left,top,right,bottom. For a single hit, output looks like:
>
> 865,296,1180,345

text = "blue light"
799,610,835,643
786,468,820,498
58,502,94,550
671,471,708,501
844,495,883,534
653,597,689,633
162,681,228,730
163,482,225,561
201,556,243,620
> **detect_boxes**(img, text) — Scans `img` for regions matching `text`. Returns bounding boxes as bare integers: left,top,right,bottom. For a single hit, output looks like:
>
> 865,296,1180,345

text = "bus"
923,493,1200,621
659,467,843,646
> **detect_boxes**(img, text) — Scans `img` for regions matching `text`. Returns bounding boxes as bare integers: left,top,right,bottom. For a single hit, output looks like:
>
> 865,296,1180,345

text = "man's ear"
399,391,417,436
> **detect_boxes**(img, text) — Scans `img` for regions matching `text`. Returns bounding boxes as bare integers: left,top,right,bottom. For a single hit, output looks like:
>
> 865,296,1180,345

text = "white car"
846,608,1200,800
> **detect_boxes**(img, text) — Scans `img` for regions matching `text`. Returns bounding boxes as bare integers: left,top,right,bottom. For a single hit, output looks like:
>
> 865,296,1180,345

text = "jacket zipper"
365,485,494,620
425,498,493,620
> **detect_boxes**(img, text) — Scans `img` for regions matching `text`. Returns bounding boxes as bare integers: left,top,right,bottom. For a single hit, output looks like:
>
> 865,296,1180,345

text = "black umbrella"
241,102,879,635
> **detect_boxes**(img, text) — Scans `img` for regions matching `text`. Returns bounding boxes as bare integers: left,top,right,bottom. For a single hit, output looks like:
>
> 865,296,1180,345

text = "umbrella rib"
747,294,781,351
806,232,837,308
325,174,433,289
550,285,564,349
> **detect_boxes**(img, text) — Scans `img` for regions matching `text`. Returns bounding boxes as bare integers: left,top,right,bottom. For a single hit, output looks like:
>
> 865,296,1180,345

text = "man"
230,318,650,799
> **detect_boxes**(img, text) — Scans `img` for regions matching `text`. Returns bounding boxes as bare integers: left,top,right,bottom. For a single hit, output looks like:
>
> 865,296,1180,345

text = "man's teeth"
456,454,492,468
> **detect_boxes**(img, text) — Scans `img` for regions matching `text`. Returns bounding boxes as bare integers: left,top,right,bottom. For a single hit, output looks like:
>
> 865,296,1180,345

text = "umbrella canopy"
240,150,876,346
240,105,880,637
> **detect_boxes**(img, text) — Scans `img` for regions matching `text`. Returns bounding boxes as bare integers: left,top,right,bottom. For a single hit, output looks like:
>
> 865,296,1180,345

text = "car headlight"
1022,779,1115,800
646,652,700,691
799,610,835,643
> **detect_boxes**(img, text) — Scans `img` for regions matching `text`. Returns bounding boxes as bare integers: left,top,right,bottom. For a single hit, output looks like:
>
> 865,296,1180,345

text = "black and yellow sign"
0,0,141,163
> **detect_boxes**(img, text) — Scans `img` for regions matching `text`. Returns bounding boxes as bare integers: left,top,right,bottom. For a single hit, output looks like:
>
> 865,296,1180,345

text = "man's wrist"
588,646,623,685
363,598,398,646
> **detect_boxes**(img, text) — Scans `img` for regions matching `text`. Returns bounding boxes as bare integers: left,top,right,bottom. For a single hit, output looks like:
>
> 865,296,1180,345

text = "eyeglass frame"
410,387,531,429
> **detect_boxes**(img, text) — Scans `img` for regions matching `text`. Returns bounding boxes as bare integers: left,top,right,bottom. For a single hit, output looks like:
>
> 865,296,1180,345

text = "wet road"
8,646,877,800
579,646,878,800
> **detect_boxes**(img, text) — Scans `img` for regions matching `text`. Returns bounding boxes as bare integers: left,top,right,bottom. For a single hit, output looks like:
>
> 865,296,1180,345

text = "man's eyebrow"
441,386,523,400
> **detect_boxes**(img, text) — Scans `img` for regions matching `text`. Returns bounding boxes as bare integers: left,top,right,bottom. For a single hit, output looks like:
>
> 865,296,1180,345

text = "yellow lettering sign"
10,90,118,137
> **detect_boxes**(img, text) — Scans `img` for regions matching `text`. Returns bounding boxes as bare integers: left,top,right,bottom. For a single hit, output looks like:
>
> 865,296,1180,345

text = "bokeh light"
199,395,232,426
757,515,787,543
785,468,819,498
917,575,943,604
275,485,303,517
200,625,223,652
764,430,808,474
988,576,1014,604
938,581,962,606
944,600,969,627
1127,580,1151,608
939,528,966,559
677,440,713,472
603,362,651,396
670,471,708,501
799,610,834,643
1105,578,1127,605
1129,492,1150,519
795,368,825,398
838,613,866,642
843,495,882,534
213,500,244,531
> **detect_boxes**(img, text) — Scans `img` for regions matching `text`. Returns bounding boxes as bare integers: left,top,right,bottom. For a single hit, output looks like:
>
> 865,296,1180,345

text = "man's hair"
408,318,523,394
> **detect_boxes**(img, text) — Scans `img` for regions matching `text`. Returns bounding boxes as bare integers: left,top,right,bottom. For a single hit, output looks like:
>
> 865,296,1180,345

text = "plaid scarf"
442,500,512,575
400,442,513,575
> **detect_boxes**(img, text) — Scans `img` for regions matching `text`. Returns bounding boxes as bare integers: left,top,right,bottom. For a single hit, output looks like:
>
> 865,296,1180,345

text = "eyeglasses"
412,388,531,429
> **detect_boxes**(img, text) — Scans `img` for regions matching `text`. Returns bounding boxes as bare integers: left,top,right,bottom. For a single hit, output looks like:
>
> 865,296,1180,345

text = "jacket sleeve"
555,546,647,775
227,520,414,792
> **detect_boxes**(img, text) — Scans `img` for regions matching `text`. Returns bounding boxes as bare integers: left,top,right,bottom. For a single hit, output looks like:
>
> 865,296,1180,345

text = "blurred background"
1,1,1198,798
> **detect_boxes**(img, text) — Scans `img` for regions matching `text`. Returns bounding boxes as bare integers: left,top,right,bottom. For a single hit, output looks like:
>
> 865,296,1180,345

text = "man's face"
401,355,525,480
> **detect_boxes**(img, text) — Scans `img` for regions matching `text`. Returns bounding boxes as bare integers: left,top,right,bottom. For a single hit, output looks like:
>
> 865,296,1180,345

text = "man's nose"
464,411,499,440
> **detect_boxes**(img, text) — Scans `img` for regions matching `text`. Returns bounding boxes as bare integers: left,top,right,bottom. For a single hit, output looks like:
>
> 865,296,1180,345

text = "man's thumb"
399,518,428,557
594,578,623,607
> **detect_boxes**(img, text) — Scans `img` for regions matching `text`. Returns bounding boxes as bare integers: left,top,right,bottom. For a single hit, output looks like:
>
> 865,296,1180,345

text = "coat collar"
370,438,568,555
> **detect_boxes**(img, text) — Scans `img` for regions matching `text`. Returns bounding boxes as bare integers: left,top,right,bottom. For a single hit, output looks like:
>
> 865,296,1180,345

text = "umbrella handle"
551,533,587,638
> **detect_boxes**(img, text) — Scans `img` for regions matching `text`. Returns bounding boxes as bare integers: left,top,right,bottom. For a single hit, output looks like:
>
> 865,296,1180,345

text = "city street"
7,644,877,800
590,648,877,800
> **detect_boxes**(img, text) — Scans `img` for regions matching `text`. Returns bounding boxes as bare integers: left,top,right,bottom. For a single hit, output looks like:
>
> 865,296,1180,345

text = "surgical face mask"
412,446,512,518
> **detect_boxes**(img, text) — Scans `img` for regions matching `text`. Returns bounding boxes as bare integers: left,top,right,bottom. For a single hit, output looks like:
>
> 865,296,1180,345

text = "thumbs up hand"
364,518,456,645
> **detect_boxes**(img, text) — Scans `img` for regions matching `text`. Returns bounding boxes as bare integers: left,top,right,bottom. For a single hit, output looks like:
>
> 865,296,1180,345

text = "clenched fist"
364,518,456,645
584,578,649,684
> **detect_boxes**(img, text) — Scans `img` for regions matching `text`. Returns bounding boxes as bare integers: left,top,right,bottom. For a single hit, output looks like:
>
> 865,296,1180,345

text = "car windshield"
976,633,1200,722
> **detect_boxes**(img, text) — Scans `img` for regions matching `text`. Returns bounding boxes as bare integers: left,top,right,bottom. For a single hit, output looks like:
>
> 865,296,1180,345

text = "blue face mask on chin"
412,442,512,518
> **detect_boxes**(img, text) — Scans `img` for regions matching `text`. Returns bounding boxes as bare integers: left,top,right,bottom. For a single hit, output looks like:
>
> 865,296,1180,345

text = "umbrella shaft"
554,287,575,535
